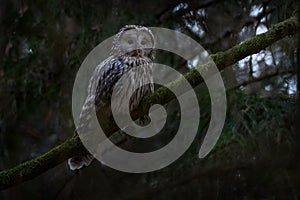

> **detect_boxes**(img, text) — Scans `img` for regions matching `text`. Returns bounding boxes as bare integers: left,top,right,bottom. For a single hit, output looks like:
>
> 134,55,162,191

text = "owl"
68,25,155,170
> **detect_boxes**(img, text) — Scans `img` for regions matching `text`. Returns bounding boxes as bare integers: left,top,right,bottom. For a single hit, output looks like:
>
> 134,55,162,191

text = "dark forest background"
0,0,299,199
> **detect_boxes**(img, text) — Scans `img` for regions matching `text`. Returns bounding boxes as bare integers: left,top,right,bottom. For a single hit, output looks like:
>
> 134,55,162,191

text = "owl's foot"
68,154,94,170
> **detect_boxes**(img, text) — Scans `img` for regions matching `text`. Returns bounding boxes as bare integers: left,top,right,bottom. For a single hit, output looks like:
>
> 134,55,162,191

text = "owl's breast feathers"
77,55,153,129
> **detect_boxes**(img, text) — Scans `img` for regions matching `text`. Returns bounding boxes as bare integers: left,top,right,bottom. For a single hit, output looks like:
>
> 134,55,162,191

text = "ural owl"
68,25,155,170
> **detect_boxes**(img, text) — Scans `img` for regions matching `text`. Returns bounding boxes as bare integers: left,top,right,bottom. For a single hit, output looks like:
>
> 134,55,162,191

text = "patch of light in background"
20,39,33,59
239,26,248,38
264,51,273,65
201,51,208,58
251,53,261,77
239,5,264,42
173,2,189,33
187,56,200,69
181,8,206,38
237,56,250,69
237,53,260,77
250,5,263,17
238,49,274,76
197,8,205,16
260,14,271,23
250,50,273,77
187,51,209,69
172,3,188,13
185,21,205,38
287,78,297,94
256,24,268,35
265,85,273,91
249,5,269,35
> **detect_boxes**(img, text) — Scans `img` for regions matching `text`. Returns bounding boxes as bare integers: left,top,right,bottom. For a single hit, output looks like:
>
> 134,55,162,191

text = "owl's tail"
67,128,94,170
68,154,94,170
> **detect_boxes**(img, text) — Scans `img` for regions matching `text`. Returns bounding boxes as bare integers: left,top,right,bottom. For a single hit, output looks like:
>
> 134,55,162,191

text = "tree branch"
0,14,299,190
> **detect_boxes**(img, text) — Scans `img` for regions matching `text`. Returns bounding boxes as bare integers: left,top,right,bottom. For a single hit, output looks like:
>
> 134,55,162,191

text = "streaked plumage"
68,25,155,170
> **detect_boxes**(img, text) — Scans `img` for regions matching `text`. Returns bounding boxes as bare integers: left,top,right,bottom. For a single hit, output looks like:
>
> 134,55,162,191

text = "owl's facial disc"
119,29,154,57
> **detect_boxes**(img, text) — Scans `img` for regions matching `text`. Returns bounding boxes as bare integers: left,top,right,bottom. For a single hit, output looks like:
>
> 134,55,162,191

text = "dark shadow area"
0,0,299,199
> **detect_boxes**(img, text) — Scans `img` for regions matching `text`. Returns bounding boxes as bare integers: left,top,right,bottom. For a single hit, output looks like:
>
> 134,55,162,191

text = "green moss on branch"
0,136,87,190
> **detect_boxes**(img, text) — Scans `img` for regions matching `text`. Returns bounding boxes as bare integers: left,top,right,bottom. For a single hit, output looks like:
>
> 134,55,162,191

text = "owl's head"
111,25,155,60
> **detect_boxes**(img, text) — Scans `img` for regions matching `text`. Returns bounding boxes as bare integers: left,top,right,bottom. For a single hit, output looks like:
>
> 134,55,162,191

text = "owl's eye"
127,39,134,44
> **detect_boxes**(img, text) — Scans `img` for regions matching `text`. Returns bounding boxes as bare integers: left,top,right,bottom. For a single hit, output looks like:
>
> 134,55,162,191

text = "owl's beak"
136,48,139,56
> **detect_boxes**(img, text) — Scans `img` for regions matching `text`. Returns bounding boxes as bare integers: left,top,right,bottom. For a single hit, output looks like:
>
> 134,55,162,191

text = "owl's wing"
77,56,129,130
68,56,121,171
77,56,114,129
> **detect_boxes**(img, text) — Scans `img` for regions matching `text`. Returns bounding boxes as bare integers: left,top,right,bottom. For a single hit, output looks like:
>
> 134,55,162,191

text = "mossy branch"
0,15,299,190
